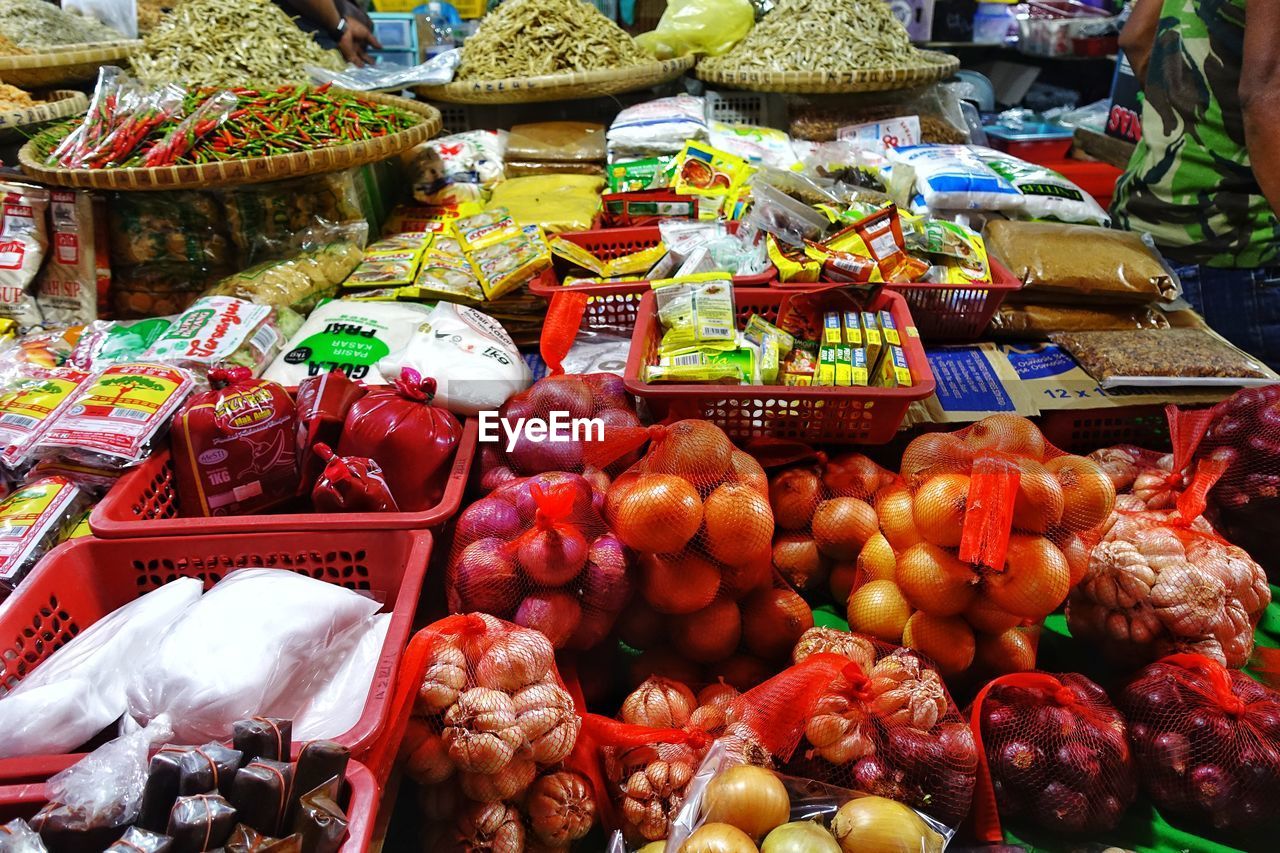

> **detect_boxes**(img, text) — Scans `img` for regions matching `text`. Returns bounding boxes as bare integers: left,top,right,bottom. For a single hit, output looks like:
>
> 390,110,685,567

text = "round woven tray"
0,90,88,141
415,56,694,104
695,50,960,93
0,41,142,89
17,91,441,191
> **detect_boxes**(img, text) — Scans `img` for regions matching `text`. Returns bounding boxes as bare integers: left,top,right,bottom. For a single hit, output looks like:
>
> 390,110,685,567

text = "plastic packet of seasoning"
654,276,736,352
39,362,195,468
170,368,299,517
366,232,432,257
142,296,283,377
0,476,87,594
469,225,551,300
455,208,521,252
645,361,745,383
203,243,365,313
0,367,90,471
69,316,175,371
767,235,820,282
876,342,913,387
673,141,754,200
804,240,880,284
743,313,795,356
844,204,930,280
607,156,675,192
343,250,421,288
744,181,828,246
403,130,506,206
657,340,757,380
406,260,485,303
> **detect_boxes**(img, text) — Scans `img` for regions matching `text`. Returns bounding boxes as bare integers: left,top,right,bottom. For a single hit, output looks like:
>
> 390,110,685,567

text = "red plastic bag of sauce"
310,443,399,513
170,366,298,517
294,369,366,491
337,368,461,512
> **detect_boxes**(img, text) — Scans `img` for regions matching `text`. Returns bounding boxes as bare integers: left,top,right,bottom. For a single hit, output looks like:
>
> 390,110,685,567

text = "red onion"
509,432,585,475
518,526,589,586
514,591,582,648
528,375,596,419
584,373,628,410
456,498,523,544
450,538,520,617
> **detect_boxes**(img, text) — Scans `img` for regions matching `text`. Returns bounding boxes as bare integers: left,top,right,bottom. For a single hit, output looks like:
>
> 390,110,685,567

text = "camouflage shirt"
1112,0,1280,268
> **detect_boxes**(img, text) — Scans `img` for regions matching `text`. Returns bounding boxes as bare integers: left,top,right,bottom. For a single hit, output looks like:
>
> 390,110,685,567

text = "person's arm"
1119,0,1164,88
282,0,382,66
285,0,343,31
1241,0,1280,218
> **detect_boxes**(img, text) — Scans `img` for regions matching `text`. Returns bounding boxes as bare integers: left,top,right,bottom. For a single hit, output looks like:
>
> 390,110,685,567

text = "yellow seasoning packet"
843,311,864,347
878,309,902,347
457,208,521,252
817,345,837,386
673,141,754,201
470,225,552,301
849,345,869,386
654,276,736,352
759,332,780,384
744,313,795,356
549,236,609,276
346,250,421,288
645,362,745,383
876,344,913,388
367,232,433,258
862,311,883,368
768,235,821,283
823,311,843,345
784,372,813,386
835,344,853,387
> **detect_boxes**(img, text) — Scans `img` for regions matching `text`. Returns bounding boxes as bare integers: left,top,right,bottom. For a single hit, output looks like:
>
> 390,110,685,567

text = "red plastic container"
90,417,477,538
0,760,377,851
625,288,936,444
1038,404,1171,454
885,259,1023,340
0,530,431,784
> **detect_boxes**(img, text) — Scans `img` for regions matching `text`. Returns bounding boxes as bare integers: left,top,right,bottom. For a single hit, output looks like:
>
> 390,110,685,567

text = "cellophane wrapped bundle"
847,414,1114,678
448,471,631,650
969,671,1136,838
1121,653,1280,835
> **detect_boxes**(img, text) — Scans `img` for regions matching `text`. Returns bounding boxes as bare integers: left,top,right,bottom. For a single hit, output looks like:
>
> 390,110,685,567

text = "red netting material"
1088,444,1185,511
447,472,632,650
845,415,1114,679
478,373,644,492
1121,653,1280,835
968,671,1136,840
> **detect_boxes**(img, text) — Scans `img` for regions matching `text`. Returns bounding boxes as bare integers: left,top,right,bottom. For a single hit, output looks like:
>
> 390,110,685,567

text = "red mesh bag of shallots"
1121,653,1280,836
968,671,1136,839
399,614,581,812
448,471,631,650
850,415,1115,679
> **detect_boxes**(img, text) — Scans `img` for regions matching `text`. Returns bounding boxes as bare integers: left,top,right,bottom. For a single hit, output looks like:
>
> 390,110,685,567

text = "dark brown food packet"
286,741,348,826
254,835,302,853
290,778,346,853
223,825,304,853
139,746,195,833
229,760,292,837
166,794,237,853
29,803,123,853
178,743,242,798
294,371,366,490
105,826,174,852
231,717,293,765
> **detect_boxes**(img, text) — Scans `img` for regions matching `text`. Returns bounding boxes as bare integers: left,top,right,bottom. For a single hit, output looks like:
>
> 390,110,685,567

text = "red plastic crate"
885,259,1023,341
0,530,431,784
0,760,377,851
1038,404,1172,454
625,288,936,444
90,417,477,538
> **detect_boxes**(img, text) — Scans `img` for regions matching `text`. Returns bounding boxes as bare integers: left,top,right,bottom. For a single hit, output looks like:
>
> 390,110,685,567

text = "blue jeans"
1174,264,1280,372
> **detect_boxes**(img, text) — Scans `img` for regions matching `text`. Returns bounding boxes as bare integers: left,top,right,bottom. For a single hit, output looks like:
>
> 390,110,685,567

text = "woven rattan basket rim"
17,90,440,191
695,50,960,93
414,55,694,104
0,90,88,133
0,40,142,71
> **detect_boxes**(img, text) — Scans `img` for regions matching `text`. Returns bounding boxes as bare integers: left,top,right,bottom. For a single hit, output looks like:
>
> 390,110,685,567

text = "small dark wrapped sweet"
105,826,174,852
223,825,303,853
139,746,194,833
232,718,293,765
229,759,293,837
30,801,125,852
1,818,49,852
166,794,237,853
290,778,347,853
178,743,242,798
286,741,348,825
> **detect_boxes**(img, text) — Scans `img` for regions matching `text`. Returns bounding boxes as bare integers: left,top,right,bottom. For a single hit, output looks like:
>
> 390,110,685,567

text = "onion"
514,591,582,648
762,821,840,853
769,467,822,531
672,599,741,664
709,653,771,690
518,525,589,586
703,765,790,840
450,539,520,617
580,464,612,495
823,452,890,499
528,374,596,419
740,587,814,662
509,431,584,475
680,823,760,853
457,498,523,544
585,372,628,408
830,797,943,853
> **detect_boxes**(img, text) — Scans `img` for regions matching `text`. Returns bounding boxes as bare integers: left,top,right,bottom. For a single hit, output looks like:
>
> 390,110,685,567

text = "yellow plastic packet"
658,344,756,382
550,237,668,278
469,225,552,300
646,362,745,383
673,141,754,205
768,235,820,282
654,275,736,352
366,232,433,257
759,332,780,384
862,311,883,368
412,258,485,302
345,249,422,288
744,313,794,356
383,203,479,234
457,208,522,252
487,174,605,234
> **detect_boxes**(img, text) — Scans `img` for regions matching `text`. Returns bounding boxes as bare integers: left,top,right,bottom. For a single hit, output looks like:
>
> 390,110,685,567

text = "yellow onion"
762,821,840,853
680,823,760,853
830,797,943,853
702,765,789,840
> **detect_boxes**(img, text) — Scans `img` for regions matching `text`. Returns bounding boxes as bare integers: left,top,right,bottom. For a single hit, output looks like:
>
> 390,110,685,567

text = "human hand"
338,16,382,67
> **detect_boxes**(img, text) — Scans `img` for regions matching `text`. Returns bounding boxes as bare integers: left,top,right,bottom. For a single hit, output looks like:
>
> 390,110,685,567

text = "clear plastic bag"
218,171,366,268
293,613,391,741
0,819,46,852
790,86,970,145
0,578,202,759
201,239,365,313
305,48,460,91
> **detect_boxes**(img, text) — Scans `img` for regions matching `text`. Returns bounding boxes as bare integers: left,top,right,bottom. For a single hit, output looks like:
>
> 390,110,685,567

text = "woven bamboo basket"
17,92,441,191
0,41,141,89
0,90,87,141
415,55,694,104
696,50,960,93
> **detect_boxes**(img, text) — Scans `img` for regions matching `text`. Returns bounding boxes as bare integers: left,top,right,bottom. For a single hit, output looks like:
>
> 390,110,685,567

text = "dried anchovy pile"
700,0,937,73
0,0,125,50
133,0,343,87
0,83,38,110
138,0,180,34
0,34,26,55
457,0,649,80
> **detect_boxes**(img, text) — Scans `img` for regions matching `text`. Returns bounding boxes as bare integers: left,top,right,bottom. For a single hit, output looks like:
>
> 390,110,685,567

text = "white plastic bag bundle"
607,95,707,159
378,301,531,416
0,578,202,759
125,569,380,744
292,613,391,741
888,144,1025,212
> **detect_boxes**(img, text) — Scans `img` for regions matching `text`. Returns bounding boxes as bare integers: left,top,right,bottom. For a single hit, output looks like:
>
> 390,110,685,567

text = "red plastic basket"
625,288,936,444
884,259,1023,341
89,417,477,538
1037,404,1172,454
529,226,776,331
0,530,431,784
0,760,378,851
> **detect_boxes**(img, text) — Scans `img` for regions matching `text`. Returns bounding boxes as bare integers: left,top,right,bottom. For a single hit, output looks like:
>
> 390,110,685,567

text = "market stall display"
0,0,139,90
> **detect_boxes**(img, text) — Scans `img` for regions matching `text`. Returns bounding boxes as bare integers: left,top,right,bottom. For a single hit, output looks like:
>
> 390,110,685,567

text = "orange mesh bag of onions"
1066,458,1270,670
1121,653,1280,837
448,471,632,650
600,419,817,690
967,671,1137,839
844,414,1117,680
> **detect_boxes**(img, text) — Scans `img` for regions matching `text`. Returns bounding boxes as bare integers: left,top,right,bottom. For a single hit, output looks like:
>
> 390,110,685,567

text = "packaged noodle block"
0,476,87,594
0,367,89,470
39,362,196,468
142,296,283,376
264,299,434,385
